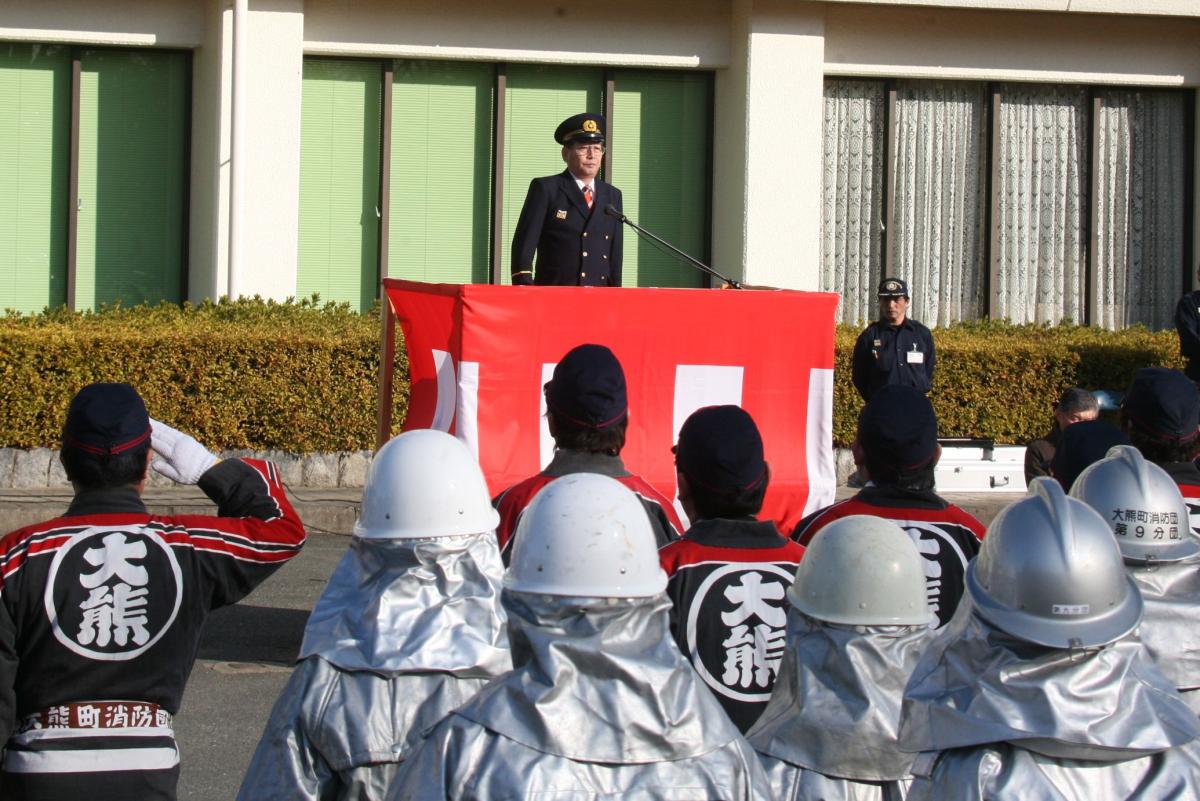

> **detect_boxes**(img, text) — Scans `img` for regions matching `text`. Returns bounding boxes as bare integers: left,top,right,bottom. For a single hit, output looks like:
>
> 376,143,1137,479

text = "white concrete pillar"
713,0,825,290
231,0,304,300
188,0,231,302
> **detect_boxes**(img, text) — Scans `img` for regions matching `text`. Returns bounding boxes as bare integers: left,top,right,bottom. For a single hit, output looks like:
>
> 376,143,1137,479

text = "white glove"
150,418,219,484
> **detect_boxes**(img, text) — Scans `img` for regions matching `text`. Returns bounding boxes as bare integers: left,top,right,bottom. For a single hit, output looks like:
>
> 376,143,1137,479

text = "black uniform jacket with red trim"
792,484,984,628
1160,461,1200,539
658,518,805,734
0,458,306,746
492,449,683,564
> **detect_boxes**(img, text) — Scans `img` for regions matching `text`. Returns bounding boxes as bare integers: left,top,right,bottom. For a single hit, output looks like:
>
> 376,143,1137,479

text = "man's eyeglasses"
571,144,606,155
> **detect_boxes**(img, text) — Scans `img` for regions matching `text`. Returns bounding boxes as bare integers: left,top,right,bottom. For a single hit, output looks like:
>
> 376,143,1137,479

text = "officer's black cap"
857,385,938,470
877,277,909,298
62,382,151,456
545,344,627,430
675,405,767,495
555,113,606,146
1052,419,1130,491
1122,367,1200,443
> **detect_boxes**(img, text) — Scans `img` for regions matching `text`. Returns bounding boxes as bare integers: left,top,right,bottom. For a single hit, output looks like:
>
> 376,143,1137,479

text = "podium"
380,279,838,532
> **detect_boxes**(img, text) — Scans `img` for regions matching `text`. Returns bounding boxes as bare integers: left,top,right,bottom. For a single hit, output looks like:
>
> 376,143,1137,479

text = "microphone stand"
604,205,765,290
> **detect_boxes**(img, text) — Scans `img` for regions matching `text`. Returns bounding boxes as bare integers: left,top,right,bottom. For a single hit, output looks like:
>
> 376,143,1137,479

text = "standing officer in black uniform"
1174,264,1200,384
851,278,935,402
510,113,623,286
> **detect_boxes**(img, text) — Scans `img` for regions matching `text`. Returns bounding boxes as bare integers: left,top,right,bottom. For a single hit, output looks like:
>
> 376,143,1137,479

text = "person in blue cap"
510,113,624,286
659,405,805,734
793,385,983,628
1120,367,1200,537
851,277,936,401
492,343,682,560
0,383,306,801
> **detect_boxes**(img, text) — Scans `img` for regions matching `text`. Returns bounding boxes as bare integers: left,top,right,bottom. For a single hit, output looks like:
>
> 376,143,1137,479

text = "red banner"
384,280,839,532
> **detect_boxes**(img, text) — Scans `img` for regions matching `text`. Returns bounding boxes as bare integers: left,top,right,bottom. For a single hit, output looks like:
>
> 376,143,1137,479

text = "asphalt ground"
0,484,1022,800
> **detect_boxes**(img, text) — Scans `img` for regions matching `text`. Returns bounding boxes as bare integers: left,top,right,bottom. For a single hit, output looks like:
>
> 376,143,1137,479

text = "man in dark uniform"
851,278,935,401
1024,387,1100,483
792,386,983,627
510,113,623,286
1174,264,1200,383
1120,367,1200,538
0,384,307,800
658,406,804,734
492,344,682,561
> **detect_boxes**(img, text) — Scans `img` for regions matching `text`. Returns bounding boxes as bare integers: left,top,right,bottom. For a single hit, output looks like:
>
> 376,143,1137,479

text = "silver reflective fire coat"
899,599,1200,800
384,589,773,801
237,533,510,801
1129,554,1200,714
748,607,933,801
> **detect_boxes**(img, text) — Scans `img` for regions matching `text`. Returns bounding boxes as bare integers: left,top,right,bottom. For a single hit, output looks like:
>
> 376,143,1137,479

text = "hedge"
0,297,407,451
833,320,1183,447
0,300,1183,450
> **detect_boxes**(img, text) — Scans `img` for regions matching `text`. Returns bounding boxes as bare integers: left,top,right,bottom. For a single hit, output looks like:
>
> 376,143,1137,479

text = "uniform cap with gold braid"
877,277,909,298
554,113,606,145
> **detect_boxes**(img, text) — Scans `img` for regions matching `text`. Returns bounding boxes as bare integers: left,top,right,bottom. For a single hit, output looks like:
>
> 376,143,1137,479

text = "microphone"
604,204,627,223
604,204,746,289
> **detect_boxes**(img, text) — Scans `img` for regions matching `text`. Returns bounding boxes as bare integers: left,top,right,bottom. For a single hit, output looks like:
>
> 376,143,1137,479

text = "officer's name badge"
907,350,925,364
555,209,568,220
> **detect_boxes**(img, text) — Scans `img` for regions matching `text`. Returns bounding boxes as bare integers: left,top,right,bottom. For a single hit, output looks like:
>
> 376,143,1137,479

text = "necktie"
583,185,593,209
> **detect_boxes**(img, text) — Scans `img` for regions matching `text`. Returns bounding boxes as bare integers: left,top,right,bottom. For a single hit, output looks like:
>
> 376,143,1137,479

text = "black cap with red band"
62,382,151,456
545,344,627,431
674,405,767,495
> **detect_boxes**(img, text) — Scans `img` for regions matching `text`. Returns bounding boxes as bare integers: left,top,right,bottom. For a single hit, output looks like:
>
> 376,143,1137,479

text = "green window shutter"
0,44,70,313
297,58,382,311
500,65,602,285
611,71,710,288
389,60,493,284
76,49,187,310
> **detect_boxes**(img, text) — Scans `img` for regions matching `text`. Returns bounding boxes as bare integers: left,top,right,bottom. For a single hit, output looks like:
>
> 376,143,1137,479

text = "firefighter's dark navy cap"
545,344,627,430
675,405,767,494
1123,367,1200,443
857,385,938,470
62,382,151,456
877,277,909,298
555,113,606,145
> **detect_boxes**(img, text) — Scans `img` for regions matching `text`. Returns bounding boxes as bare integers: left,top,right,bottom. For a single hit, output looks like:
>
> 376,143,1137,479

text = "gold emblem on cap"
583,119,599,133
885,280,900,291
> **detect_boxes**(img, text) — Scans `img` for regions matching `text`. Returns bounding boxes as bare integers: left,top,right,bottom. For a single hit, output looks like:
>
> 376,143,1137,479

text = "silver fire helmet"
967,477,1143,648
1071,445,1200,564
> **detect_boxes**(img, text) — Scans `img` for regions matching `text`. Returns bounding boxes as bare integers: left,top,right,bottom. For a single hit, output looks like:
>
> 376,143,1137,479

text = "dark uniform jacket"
511,171,623,286
852,318,936,401
1174,290,1200,381
792,484,984,628
658,518,804,734
492,449,682,563
1024,424,1062,484
0,458,306,801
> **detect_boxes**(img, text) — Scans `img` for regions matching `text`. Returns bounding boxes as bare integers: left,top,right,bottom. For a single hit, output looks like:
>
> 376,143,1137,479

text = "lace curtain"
1094,90,1185,331
891,81,987,327
994,85,1088,325
821,80,885,324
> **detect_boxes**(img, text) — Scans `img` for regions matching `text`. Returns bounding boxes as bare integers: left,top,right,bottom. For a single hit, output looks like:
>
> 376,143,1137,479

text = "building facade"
1,0,1197,327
